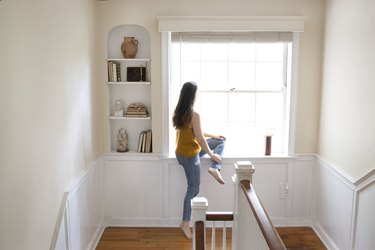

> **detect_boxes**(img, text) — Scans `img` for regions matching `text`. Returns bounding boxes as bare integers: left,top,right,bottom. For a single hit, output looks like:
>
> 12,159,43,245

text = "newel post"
191,197,208,250
233,161,255,250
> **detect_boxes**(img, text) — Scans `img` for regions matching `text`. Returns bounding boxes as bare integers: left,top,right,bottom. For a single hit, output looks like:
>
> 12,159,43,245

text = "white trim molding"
157,16,306,32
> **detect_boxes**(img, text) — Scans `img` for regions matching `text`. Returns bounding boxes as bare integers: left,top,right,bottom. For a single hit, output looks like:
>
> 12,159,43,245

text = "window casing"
157,16,305,157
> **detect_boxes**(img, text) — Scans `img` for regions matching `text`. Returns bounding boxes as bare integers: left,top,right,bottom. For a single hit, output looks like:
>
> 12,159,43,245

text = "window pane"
228,62,255,90
181,61,201,84
201,62,227,90
225,122,258,156
256,62,284,88
256,43,284,61
228,93,255,121
201,43,228,61
229,43,256,61
181,43,201,61
255,93,284,122
196,93,228,122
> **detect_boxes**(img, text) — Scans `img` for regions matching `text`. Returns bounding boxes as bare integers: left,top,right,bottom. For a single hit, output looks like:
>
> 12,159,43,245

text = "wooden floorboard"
96,226,326,250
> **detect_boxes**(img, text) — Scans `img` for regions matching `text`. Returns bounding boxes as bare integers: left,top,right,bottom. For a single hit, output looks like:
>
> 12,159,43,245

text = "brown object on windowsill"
265,135,272,156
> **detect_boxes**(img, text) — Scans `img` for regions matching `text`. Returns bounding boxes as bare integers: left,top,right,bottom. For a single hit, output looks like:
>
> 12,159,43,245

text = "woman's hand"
213,135,226,140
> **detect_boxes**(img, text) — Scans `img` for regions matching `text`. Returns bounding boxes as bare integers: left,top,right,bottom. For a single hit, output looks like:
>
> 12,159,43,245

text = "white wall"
97,0,326,154
0,0,101,249
319,0,375,180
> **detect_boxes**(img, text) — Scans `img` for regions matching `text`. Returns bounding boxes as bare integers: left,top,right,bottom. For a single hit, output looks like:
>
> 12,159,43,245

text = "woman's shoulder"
191,111,201,126
192,110,200,118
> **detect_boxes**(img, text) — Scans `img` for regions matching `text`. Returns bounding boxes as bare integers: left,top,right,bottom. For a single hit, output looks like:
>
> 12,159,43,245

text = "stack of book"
137,130,152,153
125,102,149,118
107,61,121,82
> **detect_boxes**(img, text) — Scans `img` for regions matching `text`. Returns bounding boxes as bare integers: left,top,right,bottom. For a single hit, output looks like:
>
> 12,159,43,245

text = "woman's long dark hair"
172,81,198,129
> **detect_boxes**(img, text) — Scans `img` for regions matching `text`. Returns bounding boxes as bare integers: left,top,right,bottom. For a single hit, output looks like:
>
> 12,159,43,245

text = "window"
168,32,293,156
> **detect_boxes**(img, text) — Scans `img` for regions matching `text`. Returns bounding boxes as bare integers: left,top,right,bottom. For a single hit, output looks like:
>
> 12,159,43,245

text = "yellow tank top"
175,126,201,158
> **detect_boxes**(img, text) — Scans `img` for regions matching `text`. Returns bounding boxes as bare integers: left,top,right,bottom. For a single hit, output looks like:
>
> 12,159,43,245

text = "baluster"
211,221,215,250
222,221,226,250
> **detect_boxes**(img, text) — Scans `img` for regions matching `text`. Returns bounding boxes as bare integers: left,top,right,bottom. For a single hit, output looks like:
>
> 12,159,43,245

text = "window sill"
163,153,297,161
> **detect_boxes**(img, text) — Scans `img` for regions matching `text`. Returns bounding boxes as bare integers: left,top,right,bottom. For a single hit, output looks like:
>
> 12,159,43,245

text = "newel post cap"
191,197,208,222
234,161,255,182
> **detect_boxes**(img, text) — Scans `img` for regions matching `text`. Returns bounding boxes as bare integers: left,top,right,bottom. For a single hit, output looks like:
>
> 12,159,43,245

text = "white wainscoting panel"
251,162,289,219
52,160,105,250
353,175,375,250
102,156,315,227
290,156,316,221
314,156,375,250
52,154,374,250
104,158,165,226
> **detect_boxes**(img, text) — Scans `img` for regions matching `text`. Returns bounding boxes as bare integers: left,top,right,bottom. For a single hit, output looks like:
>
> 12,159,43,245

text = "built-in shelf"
109,116,151,120
107,58,150,62
107,25,152,153
108,81,151,85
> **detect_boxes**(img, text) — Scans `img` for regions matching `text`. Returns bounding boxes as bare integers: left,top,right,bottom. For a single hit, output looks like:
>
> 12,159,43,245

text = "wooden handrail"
206,211,234,221
240,180,287,250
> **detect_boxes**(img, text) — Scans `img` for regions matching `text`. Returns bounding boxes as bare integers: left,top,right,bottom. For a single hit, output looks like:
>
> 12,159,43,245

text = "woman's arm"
191,111,222,164
203,132,226,140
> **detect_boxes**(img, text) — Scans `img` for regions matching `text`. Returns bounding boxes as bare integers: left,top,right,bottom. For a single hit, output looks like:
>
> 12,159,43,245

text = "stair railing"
192,161,286,250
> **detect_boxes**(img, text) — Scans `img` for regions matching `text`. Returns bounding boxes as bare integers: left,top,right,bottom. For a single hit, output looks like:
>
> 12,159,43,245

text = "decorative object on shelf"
113,99,125,117
117,128,129,152
127,65,146,82
121,37,138,58
125,102,149,117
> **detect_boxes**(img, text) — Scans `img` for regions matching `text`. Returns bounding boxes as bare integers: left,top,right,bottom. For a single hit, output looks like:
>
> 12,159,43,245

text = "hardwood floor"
96,226,326,250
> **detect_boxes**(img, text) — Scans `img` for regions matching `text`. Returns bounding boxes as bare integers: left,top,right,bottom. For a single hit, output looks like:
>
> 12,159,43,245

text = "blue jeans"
199,138,225,170
176,138,225,221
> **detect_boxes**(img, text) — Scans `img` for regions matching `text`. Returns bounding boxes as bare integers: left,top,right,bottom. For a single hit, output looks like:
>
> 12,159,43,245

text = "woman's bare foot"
208,167,225,184
180,221,192,239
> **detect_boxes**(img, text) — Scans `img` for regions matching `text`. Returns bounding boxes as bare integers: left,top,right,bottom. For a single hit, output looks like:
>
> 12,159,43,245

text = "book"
141,131,147,152
137,131,145,152
145,130,152,153
115,62,121,81
107,61,113,81
107,61,121,82
112,63,117,82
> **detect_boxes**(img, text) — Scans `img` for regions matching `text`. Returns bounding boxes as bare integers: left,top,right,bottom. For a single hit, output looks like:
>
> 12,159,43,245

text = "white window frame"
158,16,305,157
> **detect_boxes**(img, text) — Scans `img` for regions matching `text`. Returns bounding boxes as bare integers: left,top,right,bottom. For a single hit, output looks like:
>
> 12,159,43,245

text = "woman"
172,81,226,239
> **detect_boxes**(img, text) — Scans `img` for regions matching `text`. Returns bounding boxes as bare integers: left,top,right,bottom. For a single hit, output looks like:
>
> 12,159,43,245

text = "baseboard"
312,223,340,250
86,223,106,250
106,217,181,227
272,218,313,228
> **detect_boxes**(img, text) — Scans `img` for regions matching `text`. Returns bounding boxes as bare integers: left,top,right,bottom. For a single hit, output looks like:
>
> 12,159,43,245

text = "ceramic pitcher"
121,37,138,58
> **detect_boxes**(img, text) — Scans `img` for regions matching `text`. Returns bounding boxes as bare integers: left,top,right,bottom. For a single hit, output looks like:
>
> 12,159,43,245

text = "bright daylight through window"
169,32,293,156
